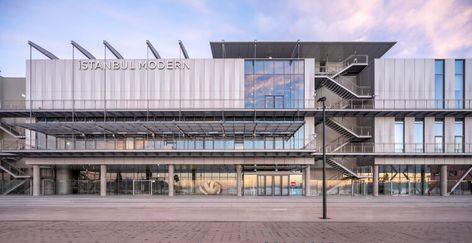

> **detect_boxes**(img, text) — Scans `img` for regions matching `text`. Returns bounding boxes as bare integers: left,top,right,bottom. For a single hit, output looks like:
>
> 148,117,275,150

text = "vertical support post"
373,164,379,197
33,165,40,196
236,164,242,197
440,165,448,196
168,164,174,196
305,165,311,196
100,164,107,196
322,99,327,218
421,165,426,195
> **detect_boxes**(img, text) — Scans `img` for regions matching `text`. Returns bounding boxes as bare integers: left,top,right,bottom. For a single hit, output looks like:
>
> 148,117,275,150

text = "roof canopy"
16,121,304,137
210,41,396,61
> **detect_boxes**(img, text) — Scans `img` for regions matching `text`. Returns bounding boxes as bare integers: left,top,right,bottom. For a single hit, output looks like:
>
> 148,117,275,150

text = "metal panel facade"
27,59,245,110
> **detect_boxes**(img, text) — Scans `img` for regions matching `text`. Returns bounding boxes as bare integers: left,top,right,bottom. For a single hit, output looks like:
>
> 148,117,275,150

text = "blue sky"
0,0,471,77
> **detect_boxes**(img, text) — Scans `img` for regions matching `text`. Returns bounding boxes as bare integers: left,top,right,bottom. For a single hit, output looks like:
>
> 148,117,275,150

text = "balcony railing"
318,143,472,154
328,117,372,137
1,98,471,111
2,139,470,154
327,99,472,110
315,54,369,76
0,138,315,151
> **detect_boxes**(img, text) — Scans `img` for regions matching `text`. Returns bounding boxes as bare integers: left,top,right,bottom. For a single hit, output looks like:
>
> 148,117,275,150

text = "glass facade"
379,165,430,195
434,60,445,109
394,119,404,153
434,119,444,152
455,59,465,108
244,59,305,109
414,118,424,152
455,119,464,153
35,126,306,151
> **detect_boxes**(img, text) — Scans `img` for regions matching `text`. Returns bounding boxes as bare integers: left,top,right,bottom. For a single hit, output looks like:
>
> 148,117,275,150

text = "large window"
454,119,464,153
395,118,405,153
455,60,465,108
435,60,445,109
414,118,424,152
244,60,304,109
434,119,444,152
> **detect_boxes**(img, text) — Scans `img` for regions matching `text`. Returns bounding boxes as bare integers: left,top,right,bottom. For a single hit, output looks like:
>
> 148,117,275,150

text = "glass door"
256,174,291,196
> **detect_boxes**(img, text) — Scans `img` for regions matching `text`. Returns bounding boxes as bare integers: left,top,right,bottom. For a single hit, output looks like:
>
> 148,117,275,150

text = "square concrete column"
168,164,174,196
373,164,379,197
236,165,242,197
56,166,72,195
304,165,311,196
100,165,107,196
33,165,40,196
440,165,448,196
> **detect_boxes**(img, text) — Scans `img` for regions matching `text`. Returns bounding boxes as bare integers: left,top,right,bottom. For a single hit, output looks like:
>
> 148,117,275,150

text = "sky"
0,0,471,77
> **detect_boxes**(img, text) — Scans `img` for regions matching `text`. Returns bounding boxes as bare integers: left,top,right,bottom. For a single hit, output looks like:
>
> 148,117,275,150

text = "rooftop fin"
103,40,124,59
71,41,96,59
27,41,59,59
178,40,189,59
146,40,161,59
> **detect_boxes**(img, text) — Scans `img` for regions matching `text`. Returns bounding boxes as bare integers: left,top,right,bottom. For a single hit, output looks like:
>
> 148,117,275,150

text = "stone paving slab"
1,196,471,222
0,221,471,243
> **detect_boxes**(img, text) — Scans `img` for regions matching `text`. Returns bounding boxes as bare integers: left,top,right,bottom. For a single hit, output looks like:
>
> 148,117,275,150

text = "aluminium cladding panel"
467,59,472,102
466,117,472,153
374,59,435,109
26,59,245,110
304,58,315,108
374,117,395,152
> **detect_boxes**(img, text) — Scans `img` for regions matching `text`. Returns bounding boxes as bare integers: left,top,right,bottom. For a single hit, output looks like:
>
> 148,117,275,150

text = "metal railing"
317,143,472,154
2,138,470,154
1,98,471,111
332,76,372,96
0,138,315,151
342,54,368,67
326,99,472,110
328,117,372,137
315,54,368,76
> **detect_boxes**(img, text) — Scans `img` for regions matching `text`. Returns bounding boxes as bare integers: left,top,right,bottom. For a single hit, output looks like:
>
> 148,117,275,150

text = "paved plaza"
0,196,471,242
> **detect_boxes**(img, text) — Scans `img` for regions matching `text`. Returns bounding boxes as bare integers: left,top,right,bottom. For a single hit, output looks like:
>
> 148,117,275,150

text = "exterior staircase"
326,158,368,179
315,54,373,99
0,120,25,139
325,118,372,142
0,158,31,195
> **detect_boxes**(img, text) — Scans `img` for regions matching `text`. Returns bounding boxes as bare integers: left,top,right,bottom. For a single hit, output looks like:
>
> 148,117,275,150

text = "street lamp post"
317,97,328,219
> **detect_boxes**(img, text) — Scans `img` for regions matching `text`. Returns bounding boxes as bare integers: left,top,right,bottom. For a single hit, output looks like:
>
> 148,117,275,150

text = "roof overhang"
15,120,304,136
210,41,396,61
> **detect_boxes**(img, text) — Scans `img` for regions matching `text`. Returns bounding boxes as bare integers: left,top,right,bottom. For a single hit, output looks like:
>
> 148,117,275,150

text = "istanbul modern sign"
79,60,190,71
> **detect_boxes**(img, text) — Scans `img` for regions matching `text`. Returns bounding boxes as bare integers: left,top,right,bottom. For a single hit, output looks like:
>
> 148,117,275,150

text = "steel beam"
71,41,96,59
103,40,124,59
28,41,59,59
146,40,161,59
178,40,189,59
449,166,472,195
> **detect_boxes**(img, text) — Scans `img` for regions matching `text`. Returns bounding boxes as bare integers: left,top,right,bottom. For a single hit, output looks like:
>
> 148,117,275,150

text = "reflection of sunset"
244,60,305,109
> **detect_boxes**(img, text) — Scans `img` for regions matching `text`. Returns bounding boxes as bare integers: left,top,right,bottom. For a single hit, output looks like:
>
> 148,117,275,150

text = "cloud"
254,0,472,57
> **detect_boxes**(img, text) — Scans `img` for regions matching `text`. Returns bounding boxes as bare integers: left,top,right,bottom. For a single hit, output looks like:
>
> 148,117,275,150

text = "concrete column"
236,165,242,197
56,166,72,195
304,165,311,196
33,165,40,196
168,164,174,197
440,165,448,196
100,165,107,196
373,164,379,197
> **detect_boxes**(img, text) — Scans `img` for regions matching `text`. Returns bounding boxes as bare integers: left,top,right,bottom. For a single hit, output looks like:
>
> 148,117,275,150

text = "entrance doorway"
257,175,290,196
